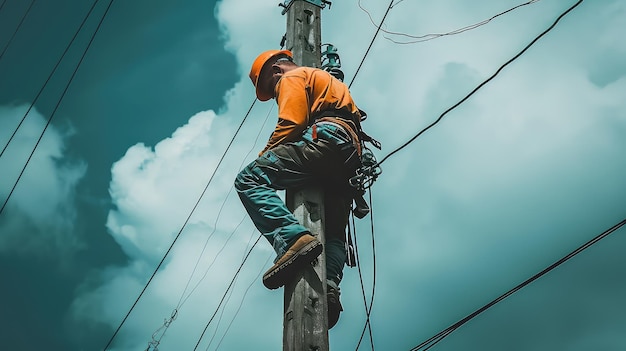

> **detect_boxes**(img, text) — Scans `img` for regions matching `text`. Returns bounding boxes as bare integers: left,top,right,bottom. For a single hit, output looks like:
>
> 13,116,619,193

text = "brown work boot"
262,233,322,290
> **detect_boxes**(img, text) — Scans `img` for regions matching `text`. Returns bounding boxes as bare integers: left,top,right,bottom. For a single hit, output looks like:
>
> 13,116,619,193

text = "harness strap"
316,116,362,156
310,109,381,150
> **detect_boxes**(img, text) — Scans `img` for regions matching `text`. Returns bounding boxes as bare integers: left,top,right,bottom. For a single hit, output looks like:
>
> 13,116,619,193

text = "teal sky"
1,1,625,350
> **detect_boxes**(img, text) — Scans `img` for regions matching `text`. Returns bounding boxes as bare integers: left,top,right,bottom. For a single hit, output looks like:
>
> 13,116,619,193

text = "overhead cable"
115,39,286,349
353,189,377,351
0,0,99,157
348,0,394,89
0,0,35,62
0,0,99,159
410,216,626,351
103,98,258,350
390,0,406,8
377,0,584,167
193,234,263,351
350,213,373,350
0,0,111,216
175,104,274,310
359,0,542,45
212,252,274,350
143,103,275,348
346,1,394,347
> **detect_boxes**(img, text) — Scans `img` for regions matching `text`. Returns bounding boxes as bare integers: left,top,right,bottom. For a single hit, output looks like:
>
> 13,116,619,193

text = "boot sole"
262,240,323,290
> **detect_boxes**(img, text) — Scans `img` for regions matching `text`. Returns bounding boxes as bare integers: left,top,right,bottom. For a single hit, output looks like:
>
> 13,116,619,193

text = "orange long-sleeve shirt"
261,67,361,154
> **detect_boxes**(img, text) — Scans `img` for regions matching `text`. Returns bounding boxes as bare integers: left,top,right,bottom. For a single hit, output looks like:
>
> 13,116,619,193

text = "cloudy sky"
1,0,625,350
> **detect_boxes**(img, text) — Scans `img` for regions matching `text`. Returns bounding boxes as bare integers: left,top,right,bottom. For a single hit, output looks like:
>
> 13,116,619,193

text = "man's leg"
235,150,310,255
235,148,325,289
323,187,352,328
234,124,358,290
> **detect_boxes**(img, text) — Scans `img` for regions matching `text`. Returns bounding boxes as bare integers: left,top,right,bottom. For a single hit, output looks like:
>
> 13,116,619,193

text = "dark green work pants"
235,122,360,286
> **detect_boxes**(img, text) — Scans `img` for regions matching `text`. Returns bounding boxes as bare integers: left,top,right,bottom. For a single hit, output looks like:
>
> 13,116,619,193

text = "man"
234,49,364,329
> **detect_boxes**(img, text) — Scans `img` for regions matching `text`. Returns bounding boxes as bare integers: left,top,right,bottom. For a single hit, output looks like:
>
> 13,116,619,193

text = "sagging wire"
346,0,391,201
410,217,626,351
343,2,395,348
143,218,249,350
199,105,282,350
203,251,243,349
358,0,542,45
176,214,247,308
193,234,264,351
104,97,259,350
0,0,109,217
144,103,276,348
131,36,284,349
210,249,273,350
377,0,583,167
353,189,377,351
145,229,264,351
347,1,583,349
177,99,274,307
351,213,373,350
348,0,395,89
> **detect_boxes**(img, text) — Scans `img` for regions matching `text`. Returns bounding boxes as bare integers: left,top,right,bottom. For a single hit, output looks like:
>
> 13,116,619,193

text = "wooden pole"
282,1,328,350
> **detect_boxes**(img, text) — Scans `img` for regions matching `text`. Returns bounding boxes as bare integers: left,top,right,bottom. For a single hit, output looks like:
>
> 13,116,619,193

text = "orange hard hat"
249,49,293,101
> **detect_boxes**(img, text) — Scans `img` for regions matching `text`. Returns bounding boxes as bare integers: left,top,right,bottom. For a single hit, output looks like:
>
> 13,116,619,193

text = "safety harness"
310,108,382,216
308,108,382,268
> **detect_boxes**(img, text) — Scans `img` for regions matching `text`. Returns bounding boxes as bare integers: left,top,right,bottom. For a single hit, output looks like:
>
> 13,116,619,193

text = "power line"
177,215,247,308
110,38,281,349
103,98,258,350
204,233,270,350
0,0,110,216
352,213,373,350
0,0,35,62
358,0,542,45
340,1,394,347
0,0,99,159
213,252,273,350
142,103,275,348
175,104,274,310
346,1,586,349
193,234,263,351
353,189,377,351
205,229,261,350
410,217,626,351
377,0,584,166
390,0,406,8
348,0,394,89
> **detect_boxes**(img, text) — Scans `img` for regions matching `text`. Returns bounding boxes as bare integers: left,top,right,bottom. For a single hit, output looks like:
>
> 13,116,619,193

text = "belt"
314,116,362,156
315,121,350,139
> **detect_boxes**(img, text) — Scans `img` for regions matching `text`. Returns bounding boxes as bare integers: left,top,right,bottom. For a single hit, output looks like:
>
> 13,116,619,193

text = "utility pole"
281,1,329,350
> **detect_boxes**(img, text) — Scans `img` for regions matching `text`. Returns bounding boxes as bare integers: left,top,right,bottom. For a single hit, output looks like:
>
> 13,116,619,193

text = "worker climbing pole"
281,1,328,350
234,1,380,350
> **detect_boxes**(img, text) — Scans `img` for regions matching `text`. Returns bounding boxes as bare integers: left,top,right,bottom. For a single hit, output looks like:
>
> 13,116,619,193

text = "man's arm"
261,72,310,154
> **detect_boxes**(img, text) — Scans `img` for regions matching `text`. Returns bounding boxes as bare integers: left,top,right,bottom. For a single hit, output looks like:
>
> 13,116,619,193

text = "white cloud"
0,104,86,257
73,0,626,350
71,105,281,350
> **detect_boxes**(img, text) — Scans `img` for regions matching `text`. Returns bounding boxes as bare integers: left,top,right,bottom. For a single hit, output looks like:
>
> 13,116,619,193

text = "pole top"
279,0,331,14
